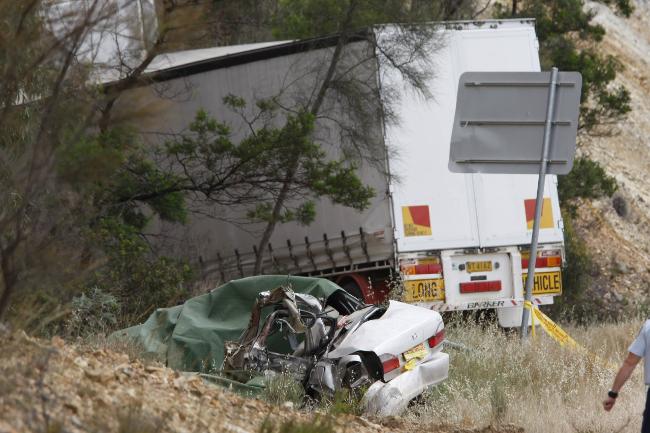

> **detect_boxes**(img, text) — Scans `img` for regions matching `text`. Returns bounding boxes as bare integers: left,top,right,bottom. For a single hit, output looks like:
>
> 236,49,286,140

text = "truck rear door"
452,29,565,247
387,22,564,253
385,28,484,252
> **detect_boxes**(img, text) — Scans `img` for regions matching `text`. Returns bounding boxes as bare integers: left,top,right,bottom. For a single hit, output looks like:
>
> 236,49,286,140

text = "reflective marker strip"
459,280,502,293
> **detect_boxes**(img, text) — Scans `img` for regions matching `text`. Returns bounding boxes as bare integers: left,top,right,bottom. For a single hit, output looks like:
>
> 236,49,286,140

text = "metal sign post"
448,68,582,339
520,67,558,338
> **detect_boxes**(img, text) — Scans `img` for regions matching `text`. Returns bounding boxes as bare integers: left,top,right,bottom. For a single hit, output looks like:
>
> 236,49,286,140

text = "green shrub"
92,217,192,326
325,388,364,416
263,373,305,406
494,0,632,134
558,157,617,213
66,287,120,337
550,156,618,323
547,211,593,323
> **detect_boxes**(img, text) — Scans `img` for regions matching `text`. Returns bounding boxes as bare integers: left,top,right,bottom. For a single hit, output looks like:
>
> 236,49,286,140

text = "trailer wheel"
340,280,364,302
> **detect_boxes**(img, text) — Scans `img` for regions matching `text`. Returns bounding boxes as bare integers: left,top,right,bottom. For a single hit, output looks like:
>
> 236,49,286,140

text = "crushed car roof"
111,275,342,371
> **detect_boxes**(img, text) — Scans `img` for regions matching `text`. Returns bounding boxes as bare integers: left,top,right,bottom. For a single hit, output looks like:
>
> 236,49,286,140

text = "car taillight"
382,356,400,374
459,280,501,293
428,329,445,348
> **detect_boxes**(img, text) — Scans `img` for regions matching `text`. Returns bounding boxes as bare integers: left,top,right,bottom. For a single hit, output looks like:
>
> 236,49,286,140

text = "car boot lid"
325,300,443,359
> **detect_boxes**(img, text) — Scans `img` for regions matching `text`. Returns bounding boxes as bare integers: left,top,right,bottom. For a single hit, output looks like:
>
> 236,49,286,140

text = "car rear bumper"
362,351,449,416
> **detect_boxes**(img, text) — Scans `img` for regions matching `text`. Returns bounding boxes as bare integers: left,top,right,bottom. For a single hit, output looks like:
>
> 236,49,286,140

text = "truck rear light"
521,256,562,268
428,329,445,348
401,261,442,275
382,356,400,374
414,263,442,274
546,256,562,267
459,280,501,293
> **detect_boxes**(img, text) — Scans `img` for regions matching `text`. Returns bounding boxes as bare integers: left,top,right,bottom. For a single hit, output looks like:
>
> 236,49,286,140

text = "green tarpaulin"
112,275,342,372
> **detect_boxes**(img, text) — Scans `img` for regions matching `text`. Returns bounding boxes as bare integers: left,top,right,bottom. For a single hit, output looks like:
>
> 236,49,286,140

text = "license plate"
403,279,445,302
403,343,428,361
523,271,562,295
467,260,492,273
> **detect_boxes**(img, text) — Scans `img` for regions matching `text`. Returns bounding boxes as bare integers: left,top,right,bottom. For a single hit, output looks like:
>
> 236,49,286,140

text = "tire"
342,361,369,389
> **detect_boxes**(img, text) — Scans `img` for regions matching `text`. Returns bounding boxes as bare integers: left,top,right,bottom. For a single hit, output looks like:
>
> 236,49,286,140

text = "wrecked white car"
223,286,449,416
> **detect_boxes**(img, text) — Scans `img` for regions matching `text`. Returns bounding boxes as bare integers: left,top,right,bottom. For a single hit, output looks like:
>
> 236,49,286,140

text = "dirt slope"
0,331,521,433
570,1,650,306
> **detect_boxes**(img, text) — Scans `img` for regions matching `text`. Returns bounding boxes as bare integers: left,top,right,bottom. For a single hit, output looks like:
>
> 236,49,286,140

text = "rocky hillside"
570,0,650,309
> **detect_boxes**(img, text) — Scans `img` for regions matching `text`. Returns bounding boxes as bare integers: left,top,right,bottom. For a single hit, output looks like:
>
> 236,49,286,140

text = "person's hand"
603,396,616,411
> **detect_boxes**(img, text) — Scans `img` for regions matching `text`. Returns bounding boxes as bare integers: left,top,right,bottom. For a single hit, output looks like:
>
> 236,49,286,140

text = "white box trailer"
125,20,565,327
382,21,565,327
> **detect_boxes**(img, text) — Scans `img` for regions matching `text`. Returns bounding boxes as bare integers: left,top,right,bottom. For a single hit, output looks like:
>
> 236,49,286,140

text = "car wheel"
342,361,371,390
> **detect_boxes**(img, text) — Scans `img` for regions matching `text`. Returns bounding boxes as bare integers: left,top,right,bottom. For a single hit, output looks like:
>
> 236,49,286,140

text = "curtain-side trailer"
125,19,565,327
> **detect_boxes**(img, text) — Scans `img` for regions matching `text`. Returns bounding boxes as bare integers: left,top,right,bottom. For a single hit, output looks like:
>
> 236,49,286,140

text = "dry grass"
263,373,305,406
406,317,646,433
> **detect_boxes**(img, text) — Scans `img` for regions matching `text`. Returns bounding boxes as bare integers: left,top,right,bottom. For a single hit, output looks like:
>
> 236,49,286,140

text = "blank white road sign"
449,71,582,175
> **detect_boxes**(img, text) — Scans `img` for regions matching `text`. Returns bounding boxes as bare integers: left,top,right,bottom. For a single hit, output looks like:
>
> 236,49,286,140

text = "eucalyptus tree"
247,0,481,273
0,0,194,325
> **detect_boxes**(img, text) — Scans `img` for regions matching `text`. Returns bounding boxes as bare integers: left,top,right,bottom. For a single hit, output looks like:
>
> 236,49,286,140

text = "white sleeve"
629,324,647,358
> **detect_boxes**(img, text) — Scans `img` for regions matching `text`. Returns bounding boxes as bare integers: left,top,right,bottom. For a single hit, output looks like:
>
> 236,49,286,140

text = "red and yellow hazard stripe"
524,197,554,230
402,205,432,237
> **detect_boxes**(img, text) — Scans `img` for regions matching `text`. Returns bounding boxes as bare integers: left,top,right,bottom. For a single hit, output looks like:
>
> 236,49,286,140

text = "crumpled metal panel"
326,300,444,359
362,352,449,416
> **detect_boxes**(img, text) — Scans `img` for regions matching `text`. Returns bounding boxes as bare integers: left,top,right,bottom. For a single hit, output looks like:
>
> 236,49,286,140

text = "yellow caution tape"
523,301,618,370
527,301,536,339
523,301,579,347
